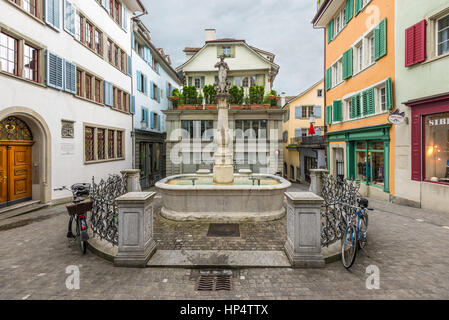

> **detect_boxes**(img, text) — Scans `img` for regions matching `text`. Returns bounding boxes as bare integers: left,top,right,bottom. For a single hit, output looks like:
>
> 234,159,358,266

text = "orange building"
312,0,396,200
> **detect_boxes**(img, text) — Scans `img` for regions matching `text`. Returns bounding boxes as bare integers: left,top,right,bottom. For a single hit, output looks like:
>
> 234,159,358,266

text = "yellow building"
282,80,325,183
312,0,396,200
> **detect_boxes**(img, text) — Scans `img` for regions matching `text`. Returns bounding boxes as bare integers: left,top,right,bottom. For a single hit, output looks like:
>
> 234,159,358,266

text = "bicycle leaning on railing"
54,184,93,254
340,197,373,269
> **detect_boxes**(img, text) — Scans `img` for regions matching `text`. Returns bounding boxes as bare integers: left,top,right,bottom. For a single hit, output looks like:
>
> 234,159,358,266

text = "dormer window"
222,47,231,57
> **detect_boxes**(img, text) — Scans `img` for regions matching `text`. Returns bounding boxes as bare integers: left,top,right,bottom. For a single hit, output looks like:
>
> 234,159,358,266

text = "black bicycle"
54,184,92,254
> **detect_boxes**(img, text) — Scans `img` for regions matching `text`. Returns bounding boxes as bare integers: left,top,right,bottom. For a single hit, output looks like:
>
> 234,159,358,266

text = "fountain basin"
155,174,291,222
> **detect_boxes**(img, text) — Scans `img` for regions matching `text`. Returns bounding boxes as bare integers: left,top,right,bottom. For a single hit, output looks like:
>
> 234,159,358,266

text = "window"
97,128,106,160
250,76,256,87
121,50,125,72
222,47,231,57
379,87,386,111
317,89,323,97
356,43,363,72
76,69,82,96
84,125,125,162
234,120,267,139
437,14,449,56
332,59,343,86
75,12,82,41
115,1,121,25
23,0,37,17
334,6,347,37
368,35,376,64
153,113,158,130
194,78,201,89
95,79,101,103
301,106,314,118
108,130,115,159
85,74,92,100
107,40,113,63
114,45,119,66
355,141,385,186
85,21,93,49
84,127,95,161
0,33,18,75
23,44,38,82
424,112,449,184
152,83,158,101
242,77,249,87
94,29,102,55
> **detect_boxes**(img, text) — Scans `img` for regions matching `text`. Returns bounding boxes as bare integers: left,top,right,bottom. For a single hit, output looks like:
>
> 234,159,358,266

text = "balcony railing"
300,135,325,146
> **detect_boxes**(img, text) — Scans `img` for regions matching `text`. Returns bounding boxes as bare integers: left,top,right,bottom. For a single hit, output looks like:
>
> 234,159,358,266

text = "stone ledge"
160,207,285,222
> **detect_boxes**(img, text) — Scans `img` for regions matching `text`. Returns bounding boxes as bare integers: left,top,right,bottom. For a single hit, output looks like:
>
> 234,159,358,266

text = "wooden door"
0,146,7,204
7,145,32,202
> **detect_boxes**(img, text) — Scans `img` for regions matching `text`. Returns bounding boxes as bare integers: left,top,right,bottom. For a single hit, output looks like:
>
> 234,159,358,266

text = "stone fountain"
156,56,291,222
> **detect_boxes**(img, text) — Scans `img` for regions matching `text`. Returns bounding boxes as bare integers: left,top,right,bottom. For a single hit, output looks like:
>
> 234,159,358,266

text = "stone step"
0,201,48,221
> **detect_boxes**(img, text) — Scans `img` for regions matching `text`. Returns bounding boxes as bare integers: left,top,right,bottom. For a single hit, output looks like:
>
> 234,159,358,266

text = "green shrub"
203,85,216,104
249,86,265,104
182,86,198,104
229,86,244,104
198,94,204,105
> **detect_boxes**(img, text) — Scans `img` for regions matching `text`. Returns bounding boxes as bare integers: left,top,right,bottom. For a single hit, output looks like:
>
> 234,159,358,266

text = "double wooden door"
0,143,33,206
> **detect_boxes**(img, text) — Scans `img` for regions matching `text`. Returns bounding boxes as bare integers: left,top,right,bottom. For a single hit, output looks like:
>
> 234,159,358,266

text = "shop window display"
425,112,449,184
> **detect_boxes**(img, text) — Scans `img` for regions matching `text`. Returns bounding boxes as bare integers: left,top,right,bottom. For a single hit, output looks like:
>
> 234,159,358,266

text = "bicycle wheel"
77,218,87,255
358,214,368,249
341,225,358,269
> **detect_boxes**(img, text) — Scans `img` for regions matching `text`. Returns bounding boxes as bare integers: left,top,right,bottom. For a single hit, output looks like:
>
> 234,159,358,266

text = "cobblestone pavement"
1,183,449,299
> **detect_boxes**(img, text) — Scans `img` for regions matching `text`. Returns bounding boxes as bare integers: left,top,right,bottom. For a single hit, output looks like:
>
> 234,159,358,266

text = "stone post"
121,169,142,192
114,192,157,267
284,192,325,268
309,169,328,197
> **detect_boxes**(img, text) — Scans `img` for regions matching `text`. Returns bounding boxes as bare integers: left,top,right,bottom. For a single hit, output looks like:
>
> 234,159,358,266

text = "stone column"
213,93,234,184
114,192,157,267
121,169,142,192
284,192,325,268
309,169,328,197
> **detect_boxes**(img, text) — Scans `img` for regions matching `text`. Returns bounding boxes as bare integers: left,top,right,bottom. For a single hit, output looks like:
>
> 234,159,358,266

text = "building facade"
313,0,396,201
393,0,449,213
164,108,284,176
0,0,145,207
282,80,326,183
177,29,279,96
131,18,181,188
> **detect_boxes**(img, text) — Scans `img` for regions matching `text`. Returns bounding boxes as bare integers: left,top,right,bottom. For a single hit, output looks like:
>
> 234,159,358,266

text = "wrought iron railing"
90,174,127,246
300,135,325,146
320,173,360,247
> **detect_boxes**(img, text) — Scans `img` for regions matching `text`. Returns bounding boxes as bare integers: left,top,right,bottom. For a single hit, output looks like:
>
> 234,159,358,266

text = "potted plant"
169,88,182,108
229,85,244,109
267,89,279,108
177,86,199,109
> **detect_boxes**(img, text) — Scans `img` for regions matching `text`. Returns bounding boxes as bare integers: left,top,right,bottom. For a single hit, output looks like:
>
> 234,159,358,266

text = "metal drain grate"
196,274,232,291
207,223,240,237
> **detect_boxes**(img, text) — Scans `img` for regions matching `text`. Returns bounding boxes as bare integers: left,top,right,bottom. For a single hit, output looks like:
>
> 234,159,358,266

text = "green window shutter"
326,106,332,124
356,94,362,117
345,0,353,23
342,48,353,80
375,19,387,61
342,51,347,80
368,88,375,114
333,100,342,122
326,68,332,90
362,90,369,115
385,78,394,110
355,0,362,16
347,48,353,77
328,19,334,43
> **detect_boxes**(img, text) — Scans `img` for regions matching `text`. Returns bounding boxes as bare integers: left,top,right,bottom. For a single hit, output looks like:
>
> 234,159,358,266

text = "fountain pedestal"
213,93,234,184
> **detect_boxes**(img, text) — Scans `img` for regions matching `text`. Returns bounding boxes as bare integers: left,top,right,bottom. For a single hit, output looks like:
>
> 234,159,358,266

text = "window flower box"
205,104,217,110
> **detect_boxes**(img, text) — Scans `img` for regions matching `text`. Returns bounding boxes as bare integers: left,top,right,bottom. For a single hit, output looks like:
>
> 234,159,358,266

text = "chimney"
205,29,216,42
280,92,287,107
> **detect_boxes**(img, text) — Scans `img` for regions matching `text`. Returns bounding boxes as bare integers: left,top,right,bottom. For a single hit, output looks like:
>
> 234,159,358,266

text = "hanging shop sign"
388,109,406,125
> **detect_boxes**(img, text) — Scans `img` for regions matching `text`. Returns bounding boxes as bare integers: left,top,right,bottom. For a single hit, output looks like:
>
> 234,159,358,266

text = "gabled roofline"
282,79,324,109
176,41,279,73
134,19,182,85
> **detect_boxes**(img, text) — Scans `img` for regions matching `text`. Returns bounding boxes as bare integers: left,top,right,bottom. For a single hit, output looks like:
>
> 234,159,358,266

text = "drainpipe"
130,12,148,169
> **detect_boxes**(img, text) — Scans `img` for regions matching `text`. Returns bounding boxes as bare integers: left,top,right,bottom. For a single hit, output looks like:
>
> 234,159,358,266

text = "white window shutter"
53,0,61,30
45,0,54,27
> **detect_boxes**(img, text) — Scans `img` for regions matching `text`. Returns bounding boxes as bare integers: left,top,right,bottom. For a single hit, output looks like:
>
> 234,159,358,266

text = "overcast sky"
140,0,324,96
